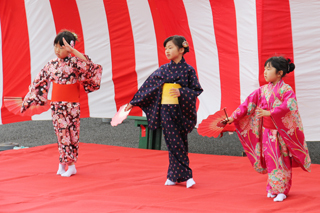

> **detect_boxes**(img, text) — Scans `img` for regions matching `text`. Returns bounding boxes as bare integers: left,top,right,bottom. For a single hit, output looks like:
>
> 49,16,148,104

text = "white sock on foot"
56,164,66,175
186,178,195,188
164,179,176,186
267,192,276,198
273,193,286,202
61,165,77,177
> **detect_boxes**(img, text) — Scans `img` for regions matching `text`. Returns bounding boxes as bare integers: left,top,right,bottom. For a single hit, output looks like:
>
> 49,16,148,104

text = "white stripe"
289,0,320,141
25,0,56,120
76,0,116,118
183,0,221,124
0,20,3,124
127,0,159,88
234,0,260,102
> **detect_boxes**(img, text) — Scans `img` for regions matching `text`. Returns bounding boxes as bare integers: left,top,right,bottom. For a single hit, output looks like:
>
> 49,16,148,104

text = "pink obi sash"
51,82,80,102
263,116,277,130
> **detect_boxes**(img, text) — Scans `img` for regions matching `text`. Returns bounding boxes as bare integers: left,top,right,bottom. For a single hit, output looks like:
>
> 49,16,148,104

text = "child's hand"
169,88,180,98
125,103,133,112
256,107,271,117
222,117,234,124
62,37,74,54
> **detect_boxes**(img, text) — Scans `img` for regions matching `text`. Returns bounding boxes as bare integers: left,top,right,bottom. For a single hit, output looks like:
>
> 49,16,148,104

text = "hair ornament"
70,40,75,48
182,40,189,48
72,32,78,40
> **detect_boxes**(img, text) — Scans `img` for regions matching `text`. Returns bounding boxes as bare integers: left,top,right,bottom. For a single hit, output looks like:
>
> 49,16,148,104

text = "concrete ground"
0,117,319,164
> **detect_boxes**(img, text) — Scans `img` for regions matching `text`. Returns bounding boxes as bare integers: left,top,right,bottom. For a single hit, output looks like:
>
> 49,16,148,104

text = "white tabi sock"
164,179,176,186
61,165,77,177
56,163,66,175
186,178,196,188
267,192,276,198
273,193,286,202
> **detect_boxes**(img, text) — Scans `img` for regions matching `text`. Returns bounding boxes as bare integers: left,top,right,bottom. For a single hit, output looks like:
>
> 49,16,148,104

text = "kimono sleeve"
21,63,51,113
178,67,203,133
129,67,165,130
179,67,203,100
130,67,163,108
232,88,261,121
72,55,102,93
270,86,311,172
231,87,267,174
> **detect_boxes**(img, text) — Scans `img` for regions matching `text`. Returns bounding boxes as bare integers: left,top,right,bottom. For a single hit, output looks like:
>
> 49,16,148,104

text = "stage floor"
1,143,319,213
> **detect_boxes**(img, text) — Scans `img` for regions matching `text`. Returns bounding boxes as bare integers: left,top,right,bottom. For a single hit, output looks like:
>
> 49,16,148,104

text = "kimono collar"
58,55,71,63
170,57,186,65
268,79,284,89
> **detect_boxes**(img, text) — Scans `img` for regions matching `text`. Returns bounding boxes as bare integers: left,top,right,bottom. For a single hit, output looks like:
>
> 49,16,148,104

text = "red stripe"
256,0,295,92
209,0,240,114
148,0,168,67
50,0,90,118
103,0,141,116
0,0,32,124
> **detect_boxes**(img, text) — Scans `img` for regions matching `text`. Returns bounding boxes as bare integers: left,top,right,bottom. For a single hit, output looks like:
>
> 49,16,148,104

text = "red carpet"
0,143,319,213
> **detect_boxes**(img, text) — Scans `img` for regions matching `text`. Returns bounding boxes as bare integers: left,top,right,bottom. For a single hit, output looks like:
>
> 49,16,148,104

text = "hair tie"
182,40,189,48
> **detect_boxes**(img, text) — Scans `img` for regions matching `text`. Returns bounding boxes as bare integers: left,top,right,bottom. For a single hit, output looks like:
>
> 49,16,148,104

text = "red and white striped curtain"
0,0,319,141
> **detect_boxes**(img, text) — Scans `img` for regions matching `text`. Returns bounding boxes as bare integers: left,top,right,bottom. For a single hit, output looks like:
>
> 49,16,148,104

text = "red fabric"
0,0,32,124
51,82,80,102
148,0,168,67
263,116,277,130
49,0,90,118
256,0,295,92
103,0,141,116
209,0,240,115
0,143,319,212
141,125,146,137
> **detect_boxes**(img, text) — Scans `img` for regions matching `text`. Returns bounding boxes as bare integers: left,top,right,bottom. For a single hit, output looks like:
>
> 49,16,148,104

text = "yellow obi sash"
51,82,80,102
161,83,181,104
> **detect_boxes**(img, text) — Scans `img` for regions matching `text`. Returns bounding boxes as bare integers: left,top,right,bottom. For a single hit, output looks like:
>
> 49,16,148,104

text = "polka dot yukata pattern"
130,57,203,182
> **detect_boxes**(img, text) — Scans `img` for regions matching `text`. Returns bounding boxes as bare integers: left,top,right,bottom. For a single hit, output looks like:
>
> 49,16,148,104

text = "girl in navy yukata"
125,35,203,188
21,30,102,177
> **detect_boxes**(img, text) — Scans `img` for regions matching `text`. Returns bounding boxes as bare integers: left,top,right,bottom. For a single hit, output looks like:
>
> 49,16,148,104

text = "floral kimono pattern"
232,79,311,195
21,55,102,164
130,57,203,182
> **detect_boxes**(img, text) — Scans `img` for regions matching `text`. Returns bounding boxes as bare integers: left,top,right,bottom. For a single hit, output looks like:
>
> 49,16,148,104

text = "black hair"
53,30,78,47
163,35,190,55
264,56,295,77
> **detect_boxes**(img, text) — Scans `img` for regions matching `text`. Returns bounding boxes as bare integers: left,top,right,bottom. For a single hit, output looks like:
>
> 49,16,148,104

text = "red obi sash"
51,82,80,102
263,116,277,130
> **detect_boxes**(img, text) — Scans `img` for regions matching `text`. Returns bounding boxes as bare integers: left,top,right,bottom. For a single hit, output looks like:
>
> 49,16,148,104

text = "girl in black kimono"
125,35,203,188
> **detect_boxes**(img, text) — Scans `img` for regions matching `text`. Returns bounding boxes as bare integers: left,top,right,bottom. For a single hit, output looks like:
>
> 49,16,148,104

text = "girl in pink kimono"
21,30,102,177
225,56,311,202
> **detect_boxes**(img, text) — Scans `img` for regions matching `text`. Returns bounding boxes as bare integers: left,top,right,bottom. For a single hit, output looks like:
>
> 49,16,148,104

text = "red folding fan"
3,96,51,117
197,108,235,138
